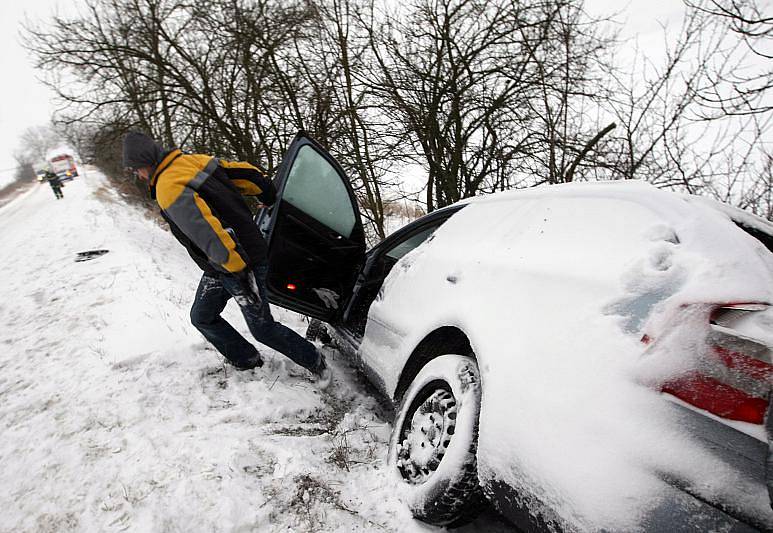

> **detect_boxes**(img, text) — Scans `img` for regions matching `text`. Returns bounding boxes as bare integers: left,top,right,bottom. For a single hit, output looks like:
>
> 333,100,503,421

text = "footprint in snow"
199,366,230,392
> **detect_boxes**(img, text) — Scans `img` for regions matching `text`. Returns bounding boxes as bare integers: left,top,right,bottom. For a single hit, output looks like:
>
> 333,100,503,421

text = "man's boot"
230,351,264,371
310,352,332,390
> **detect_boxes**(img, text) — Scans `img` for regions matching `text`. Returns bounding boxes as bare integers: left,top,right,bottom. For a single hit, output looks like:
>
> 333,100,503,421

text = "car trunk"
629,205,773,529
733,218,773,513
655,215,773,526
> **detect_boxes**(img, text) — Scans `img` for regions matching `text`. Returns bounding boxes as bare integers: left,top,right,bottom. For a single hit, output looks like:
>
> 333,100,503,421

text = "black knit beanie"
122,131,164,170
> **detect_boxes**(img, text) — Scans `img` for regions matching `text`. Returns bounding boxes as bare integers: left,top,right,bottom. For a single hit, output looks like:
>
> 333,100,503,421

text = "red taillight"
662,372,768,424
655,303,772,425
286,283,297,291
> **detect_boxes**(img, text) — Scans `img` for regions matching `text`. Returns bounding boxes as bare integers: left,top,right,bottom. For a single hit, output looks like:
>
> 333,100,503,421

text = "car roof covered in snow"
458,180,772,235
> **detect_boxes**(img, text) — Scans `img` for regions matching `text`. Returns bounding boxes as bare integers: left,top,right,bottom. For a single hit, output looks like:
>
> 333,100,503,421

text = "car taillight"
659,303,772,425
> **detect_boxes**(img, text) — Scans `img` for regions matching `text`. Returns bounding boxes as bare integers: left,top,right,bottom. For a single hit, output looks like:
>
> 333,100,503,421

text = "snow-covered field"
0,169,512,532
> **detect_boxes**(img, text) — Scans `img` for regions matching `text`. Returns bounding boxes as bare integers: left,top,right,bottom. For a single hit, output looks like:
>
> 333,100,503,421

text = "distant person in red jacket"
122,131,331,388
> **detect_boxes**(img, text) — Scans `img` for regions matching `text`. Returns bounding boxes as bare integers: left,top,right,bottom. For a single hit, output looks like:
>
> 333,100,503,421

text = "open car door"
256,132,366,321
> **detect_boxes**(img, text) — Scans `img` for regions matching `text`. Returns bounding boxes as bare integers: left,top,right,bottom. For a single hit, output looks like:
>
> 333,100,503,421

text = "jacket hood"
123,131,165,170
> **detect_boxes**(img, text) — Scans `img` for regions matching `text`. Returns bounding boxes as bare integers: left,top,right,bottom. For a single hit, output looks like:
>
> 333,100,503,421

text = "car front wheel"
388,354,485,526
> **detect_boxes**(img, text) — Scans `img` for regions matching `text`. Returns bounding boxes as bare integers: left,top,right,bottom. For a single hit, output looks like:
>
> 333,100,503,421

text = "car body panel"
360,191,672,400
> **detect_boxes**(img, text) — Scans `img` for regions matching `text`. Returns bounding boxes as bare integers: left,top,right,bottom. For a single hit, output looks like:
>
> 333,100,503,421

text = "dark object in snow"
305,319,332,345
309,352,332,390
75,249,110,262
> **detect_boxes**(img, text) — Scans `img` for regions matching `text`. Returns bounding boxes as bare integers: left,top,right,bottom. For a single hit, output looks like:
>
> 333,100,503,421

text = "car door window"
341,220,449,336
385,226,438,262
282,145,356,238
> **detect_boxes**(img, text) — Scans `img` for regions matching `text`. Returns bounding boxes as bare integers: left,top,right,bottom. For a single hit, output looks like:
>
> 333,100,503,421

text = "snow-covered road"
0,170,511,532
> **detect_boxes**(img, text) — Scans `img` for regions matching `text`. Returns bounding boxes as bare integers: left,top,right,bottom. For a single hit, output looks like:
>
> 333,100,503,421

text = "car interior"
264,144,365,320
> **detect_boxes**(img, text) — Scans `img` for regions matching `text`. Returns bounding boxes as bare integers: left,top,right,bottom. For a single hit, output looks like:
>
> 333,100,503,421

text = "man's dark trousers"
190,264,320,369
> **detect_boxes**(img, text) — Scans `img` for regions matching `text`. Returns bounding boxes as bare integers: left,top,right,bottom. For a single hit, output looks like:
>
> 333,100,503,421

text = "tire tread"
411,359,486,527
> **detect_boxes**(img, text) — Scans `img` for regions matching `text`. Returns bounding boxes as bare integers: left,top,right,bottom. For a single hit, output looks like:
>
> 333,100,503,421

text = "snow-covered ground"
0,169,512,532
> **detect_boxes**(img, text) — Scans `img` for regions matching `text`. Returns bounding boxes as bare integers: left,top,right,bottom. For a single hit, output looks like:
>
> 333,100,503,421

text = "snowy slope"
0,169,511,532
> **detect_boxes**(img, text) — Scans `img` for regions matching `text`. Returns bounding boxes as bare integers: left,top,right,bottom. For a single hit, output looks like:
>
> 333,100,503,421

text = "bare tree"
25,0,412,235
517,1,616,184
23,0,773,224
9,124,64,182
16,124,63,164
11,156,37,182
302,0,408,239
686,0,773,116
363,0,546,210
362,0,617,210
25,0,326,167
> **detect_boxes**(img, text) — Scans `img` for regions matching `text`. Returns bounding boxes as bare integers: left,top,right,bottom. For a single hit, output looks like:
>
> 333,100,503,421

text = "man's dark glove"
233,269,262,308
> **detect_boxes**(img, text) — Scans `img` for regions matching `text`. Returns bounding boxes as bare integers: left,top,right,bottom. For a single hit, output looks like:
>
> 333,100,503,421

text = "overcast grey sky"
0,1,63,185
0,0,685,187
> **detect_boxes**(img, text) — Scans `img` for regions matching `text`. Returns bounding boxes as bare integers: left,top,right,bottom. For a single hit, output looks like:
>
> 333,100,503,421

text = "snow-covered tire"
388,354,485,527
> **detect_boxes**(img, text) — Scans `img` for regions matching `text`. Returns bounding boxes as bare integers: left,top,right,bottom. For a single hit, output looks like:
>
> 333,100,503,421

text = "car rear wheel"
388,354,485,526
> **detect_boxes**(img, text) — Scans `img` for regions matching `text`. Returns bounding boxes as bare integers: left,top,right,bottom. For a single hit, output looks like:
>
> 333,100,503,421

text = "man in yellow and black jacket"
122,132,331,387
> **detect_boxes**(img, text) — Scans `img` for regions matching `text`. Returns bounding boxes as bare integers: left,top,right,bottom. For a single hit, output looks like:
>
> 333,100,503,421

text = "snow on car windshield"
367,181,773,530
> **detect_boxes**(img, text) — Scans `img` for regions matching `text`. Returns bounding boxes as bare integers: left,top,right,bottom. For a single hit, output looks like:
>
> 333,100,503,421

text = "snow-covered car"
256,133,773,531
